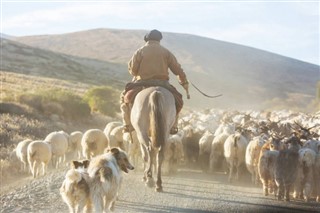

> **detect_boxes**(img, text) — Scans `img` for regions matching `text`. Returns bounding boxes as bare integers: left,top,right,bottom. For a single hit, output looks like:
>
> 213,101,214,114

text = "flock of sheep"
181,109,320,202
10,108,320,203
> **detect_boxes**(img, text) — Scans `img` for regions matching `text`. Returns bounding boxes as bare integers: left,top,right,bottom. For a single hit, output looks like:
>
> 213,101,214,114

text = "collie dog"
87,147,134,212
60,160,91,213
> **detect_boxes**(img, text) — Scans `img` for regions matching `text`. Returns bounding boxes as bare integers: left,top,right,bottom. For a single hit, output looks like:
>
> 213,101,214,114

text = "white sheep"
163,133,184,175
109,126,126,150
27,140,52,178
44,131,69,168
214,122,235,137
198,130,214,172
103,121,122,144
69,131,83,159
81,129,108,159
15,139,33,173
245,134,268,184
224,132,248,182
293,148,316,202
210,127,234,173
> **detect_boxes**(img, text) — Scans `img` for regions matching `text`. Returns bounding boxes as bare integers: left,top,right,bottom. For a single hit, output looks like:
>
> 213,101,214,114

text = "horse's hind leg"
145,146,155,188
156,147,165,192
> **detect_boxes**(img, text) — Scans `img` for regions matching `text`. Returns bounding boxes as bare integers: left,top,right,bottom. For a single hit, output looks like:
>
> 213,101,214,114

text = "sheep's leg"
20,163,24,173
254,167,260,185
285,184,291,202
31,161,36,178
228,163,233,183
41,162,46,176
304,182,312,202
263,179,269,196
235,164,239,181
251,171,255,184
63,154,66,166
277,183,284,201
35,162,40,178
272,180,278,198
51,155,56,169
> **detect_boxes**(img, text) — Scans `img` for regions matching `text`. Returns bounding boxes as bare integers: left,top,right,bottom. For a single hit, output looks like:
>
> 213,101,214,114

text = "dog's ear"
72,160,81,169
83,160,90,168
104,147,111,153
110,147,120,155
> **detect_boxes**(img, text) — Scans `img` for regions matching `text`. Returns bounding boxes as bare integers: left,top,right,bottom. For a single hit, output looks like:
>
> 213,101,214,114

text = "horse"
130,86,176,192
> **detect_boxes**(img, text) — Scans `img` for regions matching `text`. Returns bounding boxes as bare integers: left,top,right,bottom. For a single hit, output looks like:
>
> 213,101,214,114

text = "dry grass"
1,71,90,101
0,72,115,157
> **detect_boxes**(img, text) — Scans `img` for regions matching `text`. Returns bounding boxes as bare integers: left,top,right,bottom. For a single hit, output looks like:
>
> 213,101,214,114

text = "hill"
1,38,129,89
6,28,320,111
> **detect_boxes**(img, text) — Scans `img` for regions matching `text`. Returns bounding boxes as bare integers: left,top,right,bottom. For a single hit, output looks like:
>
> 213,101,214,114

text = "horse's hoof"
156,187,163,192
142,176,147,182
146,178,155,188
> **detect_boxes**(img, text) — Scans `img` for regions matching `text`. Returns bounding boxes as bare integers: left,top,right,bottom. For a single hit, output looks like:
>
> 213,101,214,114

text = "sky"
1,0,319,65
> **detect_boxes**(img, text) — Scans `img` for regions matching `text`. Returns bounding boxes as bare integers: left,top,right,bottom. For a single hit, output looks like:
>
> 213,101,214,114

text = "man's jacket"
128,40,187,84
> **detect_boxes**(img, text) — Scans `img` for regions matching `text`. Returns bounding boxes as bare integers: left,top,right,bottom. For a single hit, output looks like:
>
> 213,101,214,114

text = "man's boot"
170,114,179,134
120,103,134,133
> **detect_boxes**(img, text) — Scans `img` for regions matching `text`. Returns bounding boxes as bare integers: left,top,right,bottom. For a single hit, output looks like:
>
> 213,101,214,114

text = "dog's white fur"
87,147,134,212
60,160,91,213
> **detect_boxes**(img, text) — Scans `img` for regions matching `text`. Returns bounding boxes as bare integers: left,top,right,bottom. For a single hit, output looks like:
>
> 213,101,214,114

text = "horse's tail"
149,91,166,148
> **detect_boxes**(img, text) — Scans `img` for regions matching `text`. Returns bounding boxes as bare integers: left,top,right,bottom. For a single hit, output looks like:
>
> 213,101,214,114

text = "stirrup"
122,125,134,133
170,127,178,135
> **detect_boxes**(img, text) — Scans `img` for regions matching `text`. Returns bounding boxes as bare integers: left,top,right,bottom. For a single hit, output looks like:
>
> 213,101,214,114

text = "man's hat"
144,29,162,42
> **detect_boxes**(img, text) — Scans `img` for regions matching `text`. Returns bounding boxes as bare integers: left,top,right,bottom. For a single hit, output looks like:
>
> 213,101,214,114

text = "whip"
184,81,223,99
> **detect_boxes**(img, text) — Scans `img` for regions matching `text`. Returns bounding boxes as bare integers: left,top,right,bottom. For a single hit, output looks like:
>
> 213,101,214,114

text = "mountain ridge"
5,28,320,111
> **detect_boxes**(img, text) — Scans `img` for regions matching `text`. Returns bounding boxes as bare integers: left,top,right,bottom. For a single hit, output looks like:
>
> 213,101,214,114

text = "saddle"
123,80,183,113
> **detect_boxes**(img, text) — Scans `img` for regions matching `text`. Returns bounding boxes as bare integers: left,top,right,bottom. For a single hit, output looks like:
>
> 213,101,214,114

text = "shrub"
17,93,43,111
84,86,120,117
17,89,91,121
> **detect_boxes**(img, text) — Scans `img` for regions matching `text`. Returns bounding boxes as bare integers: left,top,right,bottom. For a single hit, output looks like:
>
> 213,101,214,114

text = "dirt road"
1,166,319,213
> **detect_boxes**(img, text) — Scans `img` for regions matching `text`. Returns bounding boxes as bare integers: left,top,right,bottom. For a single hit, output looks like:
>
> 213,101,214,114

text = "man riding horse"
120,29,189,134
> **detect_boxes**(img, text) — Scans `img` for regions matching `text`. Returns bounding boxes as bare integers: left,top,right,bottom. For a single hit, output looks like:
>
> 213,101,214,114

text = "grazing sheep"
246,134,268,185
15,139,33,173
224,132,248,182
45,131,69,168
81,129,108,159
69,131,83,159
257,137,282,196
27,140,52,178
275,136,301,201
293,148,316,202
198,130,214,172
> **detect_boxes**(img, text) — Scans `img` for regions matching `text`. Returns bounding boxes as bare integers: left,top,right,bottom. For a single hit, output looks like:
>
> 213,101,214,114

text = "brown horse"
130,86,176,192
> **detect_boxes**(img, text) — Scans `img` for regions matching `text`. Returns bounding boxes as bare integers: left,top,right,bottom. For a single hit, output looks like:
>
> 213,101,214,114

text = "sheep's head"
284,135,302,151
